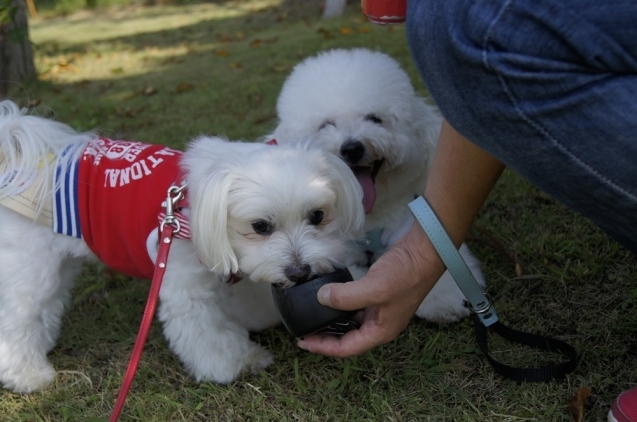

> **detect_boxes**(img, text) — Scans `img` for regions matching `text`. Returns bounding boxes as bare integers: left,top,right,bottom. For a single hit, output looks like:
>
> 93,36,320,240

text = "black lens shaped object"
272,268,359,338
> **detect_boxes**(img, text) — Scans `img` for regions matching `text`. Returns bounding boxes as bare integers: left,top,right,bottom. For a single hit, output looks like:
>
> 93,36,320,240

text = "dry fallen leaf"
340,27,352,35
317,28,334,39
253,113,277,125
215,49,230,57
568,387,592,422
174,83,194,93
120,107,143,118
270,64,289,73
23,98,41,109
144,86,157,96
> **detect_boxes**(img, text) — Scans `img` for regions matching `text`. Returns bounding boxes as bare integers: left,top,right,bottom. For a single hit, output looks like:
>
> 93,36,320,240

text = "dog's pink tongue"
354,167,376,214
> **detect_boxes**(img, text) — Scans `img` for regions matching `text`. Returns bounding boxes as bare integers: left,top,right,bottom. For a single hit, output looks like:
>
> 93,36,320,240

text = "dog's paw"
1,363,56,393
416,244,486,324
243,344,274,374
415,271,471,324
415,294,470,323
190,343,273,385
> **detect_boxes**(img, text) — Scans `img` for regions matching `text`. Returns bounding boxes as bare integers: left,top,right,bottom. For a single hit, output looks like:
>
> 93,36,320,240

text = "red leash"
109,184,185,422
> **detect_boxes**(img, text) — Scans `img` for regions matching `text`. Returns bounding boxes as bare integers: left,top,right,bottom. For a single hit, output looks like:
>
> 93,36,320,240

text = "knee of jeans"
406,0,511,105
409,0,637,89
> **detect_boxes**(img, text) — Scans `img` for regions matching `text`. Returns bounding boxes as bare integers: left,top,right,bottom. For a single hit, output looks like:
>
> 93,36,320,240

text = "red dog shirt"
53,138,183,279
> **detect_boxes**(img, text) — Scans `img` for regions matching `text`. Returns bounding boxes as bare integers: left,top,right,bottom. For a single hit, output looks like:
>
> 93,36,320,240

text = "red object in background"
361,0,406,24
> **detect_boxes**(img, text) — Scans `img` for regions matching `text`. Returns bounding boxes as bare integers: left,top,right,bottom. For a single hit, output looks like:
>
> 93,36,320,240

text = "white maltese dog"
0,100,364,393
266,48,486,323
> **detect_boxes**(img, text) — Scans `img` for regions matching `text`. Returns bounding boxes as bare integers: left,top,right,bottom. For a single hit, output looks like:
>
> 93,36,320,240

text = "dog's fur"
267,48,486,323
0,100,364,393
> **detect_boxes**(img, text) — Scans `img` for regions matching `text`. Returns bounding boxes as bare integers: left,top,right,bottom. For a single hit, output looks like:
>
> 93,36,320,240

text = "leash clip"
160,183,187,234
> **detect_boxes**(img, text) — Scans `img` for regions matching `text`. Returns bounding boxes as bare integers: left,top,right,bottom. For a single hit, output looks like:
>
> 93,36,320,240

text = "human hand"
297,224,446,357
298,120,504,357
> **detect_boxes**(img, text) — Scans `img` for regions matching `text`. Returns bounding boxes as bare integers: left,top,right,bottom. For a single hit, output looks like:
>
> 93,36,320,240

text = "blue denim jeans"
406,0,637,254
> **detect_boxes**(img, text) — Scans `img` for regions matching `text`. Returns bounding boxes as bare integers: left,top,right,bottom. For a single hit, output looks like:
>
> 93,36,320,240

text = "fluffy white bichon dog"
267,48,486,323
0,100,364,393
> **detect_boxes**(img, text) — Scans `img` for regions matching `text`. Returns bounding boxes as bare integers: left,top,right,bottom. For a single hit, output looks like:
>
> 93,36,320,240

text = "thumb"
317,279,374,311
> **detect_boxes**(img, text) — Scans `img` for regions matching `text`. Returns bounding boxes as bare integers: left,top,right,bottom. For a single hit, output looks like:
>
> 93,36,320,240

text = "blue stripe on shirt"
53,143,83,239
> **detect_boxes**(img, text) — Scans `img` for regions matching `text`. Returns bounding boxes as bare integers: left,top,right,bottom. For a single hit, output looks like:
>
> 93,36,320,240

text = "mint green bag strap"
408,196,577,382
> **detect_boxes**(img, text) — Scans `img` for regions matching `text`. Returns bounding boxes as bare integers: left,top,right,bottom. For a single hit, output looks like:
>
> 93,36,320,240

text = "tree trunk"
0,0,36,98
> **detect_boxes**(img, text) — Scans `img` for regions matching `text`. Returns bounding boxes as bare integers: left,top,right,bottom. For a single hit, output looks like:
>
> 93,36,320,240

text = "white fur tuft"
181,136,247,276
0,100,95,203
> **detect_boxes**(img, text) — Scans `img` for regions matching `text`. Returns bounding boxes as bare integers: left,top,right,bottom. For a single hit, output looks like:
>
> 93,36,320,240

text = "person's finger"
352,309,365,324
297,322,383,357
317,278,380,311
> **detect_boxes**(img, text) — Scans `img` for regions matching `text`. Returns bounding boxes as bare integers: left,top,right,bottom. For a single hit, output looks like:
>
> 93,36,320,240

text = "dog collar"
155,185,243,284
227,272,244,284
357,228,384,254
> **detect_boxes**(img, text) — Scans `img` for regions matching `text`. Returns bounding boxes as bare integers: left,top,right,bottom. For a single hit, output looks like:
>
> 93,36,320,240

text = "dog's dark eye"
318,120,335,130
309,210,324,226
364,114,383,124
252,220,273,235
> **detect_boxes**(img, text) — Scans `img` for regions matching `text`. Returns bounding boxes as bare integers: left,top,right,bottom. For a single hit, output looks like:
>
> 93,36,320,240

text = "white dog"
0,100,364,393
267,48,486,323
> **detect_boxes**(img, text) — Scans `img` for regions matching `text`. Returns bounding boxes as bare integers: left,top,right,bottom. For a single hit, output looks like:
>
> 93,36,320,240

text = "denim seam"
480,1,637,203
481,0,514,72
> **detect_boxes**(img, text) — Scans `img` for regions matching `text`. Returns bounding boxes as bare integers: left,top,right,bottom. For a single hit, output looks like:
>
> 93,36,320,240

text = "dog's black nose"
285,264,311,284
340,140,365,165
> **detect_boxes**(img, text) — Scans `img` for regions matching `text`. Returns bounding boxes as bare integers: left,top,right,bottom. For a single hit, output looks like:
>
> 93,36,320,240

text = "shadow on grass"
20,0,414,146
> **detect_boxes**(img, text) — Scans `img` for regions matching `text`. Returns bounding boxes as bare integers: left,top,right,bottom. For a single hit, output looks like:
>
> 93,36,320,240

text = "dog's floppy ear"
322,151,366,238
182,137,239,277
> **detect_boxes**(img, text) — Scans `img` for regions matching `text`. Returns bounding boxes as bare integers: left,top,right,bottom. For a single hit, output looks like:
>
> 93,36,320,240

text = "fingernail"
297,340,307,350
318,284,331,306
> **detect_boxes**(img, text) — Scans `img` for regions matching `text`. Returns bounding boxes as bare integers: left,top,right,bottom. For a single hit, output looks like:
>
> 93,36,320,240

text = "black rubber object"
272,268,358,338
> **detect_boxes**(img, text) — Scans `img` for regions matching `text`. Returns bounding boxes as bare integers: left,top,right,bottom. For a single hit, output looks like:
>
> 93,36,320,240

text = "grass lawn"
2,0,636,420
